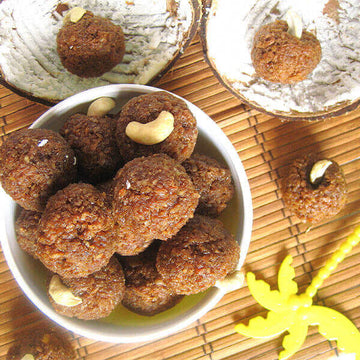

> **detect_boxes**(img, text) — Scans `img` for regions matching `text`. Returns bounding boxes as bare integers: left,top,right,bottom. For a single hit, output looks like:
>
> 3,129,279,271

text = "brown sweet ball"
120,243,183,316
36,183,116,278
57,10,125,77
156,215,240,295
47,256,125,320
6,328,75,360
113,228,154,257
15,208,41,258
281,153,347,224
182,153,234,217
251,20,321,84
116,91,198,163
96,178,115,207
112,154,199,256
0,128,77,211
60,113,122,183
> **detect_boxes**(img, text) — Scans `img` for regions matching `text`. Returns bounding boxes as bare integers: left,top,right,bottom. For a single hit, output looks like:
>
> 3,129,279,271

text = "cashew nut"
309,159,333,184
125,111,175,145
215,270,245,293
286,9,303,39
63,7,87,24
87,97,116,117
49,275,82,307
21,355,35,360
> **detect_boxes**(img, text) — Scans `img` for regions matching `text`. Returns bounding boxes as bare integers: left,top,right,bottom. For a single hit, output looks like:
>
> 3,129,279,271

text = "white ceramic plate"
0,84,253,343
202,0,360,120
0,0,201,104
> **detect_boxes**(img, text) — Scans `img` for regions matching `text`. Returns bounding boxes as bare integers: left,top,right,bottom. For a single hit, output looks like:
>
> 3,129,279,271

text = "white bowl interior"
0,84,252,343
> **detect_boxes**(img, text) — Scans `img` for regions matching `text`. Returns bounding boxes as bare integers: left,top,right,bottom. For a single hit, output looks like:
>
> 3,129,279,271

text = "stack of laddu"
0,90,239,319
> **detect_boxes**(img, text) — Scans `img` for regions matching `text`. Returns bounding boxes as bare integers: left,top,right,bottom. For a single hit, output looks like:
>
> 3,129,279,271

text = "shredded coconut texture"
0,0,193,101
206,0,360,114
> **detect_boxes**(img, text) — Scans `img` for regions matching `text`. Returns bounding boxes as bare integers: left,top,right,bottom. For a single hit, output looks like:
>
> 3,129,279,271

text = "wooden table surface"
1,32,360,360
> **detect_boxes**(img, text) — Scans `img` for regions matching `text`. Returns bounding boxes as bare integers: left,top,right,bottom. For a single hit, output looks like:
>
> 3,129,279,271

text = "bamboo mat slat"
0,28,360,360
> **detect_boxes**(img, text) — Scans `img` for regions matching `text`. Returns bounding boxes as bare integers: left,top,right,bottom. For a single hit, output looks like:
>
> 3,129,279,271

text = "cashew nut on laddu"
125,111,175,145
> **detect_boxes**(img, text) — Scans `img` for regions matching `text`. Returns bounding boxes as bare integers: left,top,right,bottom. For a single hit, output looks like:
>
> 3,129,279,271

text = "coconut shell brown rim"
0,0,202,106
200,0,360,121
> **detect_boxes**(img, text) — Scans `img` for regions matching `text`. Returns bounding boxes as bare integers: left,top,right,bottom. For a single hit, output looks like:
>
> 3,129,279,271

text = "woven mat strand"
0,34,360,360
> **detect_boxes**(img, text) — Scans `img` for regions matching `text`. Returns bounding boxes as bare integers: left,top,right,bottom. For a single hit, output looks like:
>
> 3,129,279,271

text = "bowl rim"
0,84,253,343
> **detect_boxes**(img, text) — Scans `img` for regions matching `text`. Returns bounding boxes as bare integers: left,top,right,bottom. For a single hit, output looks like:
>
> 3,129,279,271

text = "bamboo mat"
1,33,360,360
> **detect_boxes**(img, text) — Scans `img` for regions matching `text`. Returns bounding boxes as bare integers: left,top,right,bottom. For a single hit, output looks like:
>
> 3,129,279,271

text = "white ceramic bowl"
0,84,252,343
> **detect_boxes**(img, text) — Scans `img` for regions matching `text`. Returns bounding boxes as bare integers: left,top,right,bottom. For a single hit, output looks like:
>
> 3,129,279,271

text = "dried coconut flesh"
0,0,195,101
205,0,360,115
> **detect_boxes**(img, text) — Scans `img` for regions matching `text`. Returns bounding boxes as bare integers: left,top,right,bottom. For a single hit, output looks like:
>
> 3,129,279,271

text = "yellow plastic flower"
235,226,360,360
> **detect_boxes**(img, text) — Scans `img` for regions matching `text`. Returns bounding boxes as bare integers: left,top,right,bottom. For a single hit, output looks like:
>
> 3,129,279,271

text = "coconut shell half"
0,0,201,105
201,0,360,121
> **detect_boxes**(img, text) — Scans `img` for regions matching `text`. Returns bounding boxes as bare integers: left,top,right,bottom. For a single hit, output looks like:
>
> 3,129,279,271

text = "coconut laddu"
0,128,77,212
112,154,199,256
60,113,122,184
116,91,198,163
251,20,321,84
36,183,116,278
47,256,125,320
15,208,41,259
281,153,347,224
182,153,234,217
120,243,183,316
57,9,125,77
6,328,75,360
156,215,240,295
